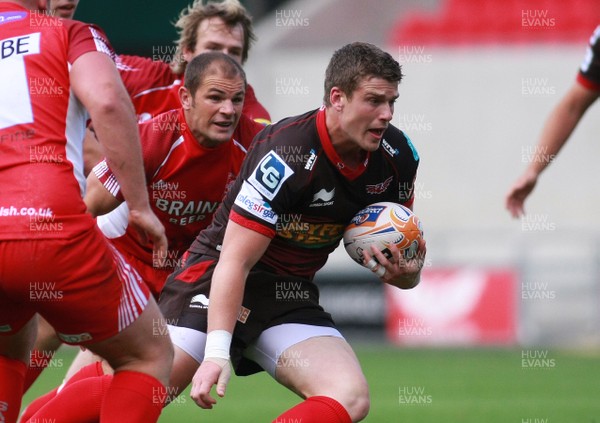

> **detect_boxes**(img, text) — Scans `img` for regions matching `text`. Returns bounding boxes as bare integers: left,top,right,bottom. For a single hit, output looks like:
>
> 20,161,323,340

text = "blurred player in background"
121,0,270,124
20,52,258,423
84,0,269,172
158,42,425,423
506,25,600,217
0,1,172,422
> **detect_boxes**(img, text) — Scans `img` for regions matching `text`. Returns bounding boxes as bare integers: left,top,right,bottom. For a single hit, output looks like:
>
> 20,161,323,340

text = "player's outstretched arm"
190,220,271,409
71,51,167,259
505,82,599,218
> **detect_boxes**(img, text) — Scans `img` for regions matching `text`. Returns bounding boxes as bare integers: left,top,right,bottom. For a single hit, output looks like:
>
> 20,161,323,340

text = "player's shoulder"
248,109,319,165
117,54,171,73
577,25,600,91
379,124,420,165
257,109,318,144
139,110,183,148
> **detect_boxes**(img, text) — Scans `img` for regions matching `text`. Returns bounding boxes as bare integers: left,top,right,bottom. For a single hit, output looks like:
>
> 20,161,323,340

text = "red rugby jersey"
0,3,115,239
93,108,248,270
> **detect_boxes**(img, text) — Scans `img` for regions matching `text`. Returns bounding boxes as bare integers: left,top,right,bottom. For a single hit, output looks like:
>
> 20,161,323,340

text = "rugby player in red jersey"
0,1,172,422
90,52,250,298
20,52,259,422
506,25,600,217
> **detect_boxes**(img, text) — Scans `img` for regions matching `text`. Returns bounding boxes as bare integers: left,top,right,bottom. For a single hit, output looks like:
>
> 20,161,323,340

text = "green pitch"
21,344,600,422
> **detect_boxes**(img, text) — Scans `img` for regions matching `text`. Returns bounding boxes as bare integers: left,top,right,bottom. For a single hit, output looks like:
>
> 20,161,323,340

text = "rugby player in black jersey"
158,42,426,423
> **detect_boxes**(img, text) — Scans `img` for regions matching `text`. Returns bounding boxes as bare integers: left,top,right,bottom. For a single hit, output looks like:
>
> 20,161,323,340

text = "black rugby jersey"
578,25,600,91
189,107,420,279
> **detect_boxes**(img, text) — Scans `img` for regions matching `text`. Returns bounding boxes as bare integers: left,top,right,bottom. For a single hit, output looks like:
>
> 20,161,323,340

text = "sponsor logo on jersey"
235,181,278,224
57,332,92,344
278,222,345,247
189,293,209,309
238,306,251,323
366,176,394,194
154,196,218,226
0,32,40,60
248,151,294,200
309,188,334,207
382,139,399,157
0,11,27,26
304,149,317,170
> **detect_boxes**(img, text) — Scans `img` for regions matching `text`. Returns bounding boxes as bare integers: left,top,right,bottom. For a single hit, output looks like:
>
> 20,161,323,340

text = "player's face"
183,73,245,148
47,0,79,18
337,77,398,152
184,17,245,65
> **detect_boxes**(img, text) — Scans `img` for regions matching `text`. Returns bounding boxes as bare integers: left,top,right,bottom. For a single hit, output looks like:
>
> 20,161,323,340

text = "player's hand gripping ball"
343,202,423,266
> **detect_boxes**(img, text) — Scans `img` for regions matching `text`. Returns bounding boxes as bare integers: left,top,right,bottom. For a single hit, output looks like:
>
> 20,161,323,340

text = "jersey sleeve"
577,25,600,91
65,21,116,64
117,54,178,99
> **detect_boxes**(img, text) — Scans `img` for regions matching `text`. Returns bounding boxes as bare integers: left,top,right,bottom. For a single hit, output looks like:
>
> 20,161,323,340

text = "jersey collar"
316,106,369,180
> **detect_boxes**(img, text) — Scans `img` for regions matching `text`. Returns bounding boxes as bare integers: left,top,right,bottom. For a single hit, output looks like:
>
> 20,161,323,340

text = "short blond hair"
171,0,255,74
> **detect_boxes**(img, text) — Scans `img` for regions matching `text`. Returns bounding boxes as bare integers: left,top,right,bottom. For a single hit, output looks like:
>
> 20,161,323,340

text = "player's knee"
341,379,370,422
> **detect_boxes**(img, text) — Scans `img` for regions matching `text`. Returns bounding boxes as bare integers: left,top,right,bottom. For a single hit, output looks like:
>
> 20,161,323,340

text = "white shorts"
168,323,344,377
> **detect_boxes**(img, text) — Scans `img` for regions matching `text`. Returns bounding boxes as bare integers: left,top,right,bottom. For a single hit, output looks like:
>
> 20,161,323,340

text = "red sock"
273,396,352,423
20,360,106,421
24,375,111,423
64,361,105,386
19,386,59,422
0,356,27,423
100,371,165,423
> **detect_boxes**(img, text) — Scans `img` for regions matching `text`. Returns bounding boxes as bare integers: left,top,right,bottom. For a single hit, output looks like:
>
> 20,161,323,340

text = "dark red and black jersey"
577,25,600,91
189,107,420,279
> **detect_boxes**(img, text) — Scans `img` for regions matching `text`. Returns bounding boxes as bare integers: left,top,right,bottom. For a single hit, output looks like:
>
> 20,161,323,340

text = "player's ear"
179,86,193,110
181,47,194,65
329,87,345,112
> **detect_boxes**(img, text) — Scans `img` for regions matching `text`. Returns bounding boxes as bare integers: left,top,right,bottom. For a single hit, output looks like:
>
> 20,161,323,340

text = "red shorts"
117,248,171,300
0,227,151,345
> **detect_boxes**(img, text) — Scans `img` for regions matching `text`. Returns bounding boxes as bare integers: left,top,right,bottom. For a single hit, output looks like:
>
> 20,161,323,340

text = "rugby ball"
343,202,423,265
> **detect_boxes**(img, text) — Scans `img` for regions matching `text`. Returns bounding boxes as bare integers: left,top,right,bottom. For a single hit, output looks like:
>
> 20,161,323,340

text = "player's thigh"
86,297,173,384
275,336,368,399
244,324,367,397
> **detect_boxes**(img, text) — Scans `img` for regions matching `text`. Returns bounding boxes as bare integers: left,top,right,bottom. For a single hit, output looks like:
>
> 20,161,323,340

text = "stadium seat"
388,0,600,46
